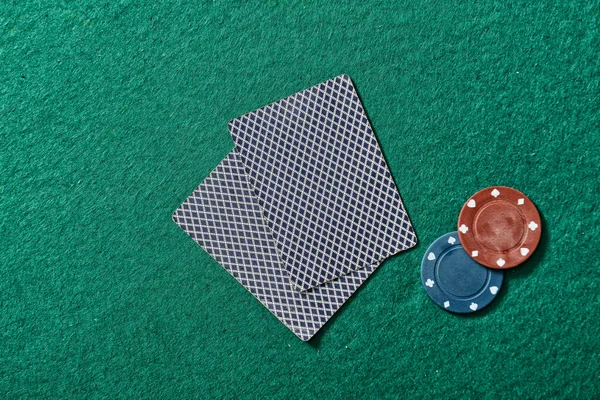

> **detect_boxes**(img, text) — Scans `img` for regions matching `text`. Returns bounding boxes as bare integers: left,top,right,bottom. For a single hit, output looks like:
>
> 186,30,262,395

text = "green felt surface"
1,1,599,398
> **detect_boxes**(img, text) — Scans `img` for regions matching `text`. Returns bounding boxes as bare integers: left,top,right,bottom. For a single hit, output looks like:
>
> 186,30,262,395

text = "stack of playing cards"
173,75,417,341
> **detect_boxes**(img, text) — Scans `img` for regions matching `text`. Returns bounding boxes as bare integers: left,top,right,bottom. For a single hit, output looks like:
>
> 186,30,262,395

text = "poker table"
2,1,598,398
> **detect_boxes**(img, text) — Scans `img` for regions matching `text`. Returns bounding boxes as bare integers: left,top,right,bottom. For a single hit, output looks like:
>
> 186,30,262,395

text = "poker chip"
458,186,541,270
421,232,504,313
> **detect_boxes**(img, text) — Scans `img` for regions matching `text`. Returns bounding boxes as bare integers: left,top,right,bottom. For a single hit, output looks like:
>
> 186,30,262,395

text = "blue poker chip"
421,232,504,313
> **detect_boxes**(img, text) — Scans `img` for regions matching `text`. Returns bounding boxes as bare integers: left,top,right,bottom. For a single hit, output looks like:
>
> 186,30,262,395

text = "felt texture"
1,1,598,398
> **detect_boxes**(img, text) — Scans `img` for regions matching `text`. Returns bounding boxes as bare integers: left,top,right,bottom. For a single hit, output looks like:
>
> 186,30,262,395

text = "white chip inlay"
518,198,525,205
425,279,435,288
444,301,450,308
448,236,456,244
469,303,478,311
472,250,479,257
467,199,476,208
427,252,436,261
528,221,539,231
459,224,469,234
490,286,499,295
496,258,506,267
520,248,530,256
491,189,500,197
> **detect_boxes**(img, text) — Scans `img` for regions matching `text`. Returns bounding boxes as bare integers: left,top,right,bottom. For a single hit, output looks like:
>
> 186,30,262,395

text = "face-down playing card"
229,74,417,291
172,151,380,341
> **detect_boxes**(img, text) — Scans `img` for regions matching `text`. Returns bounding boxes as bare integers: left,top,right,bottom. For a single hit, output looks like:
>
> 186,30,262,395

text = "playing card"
229,74,417,291
173,151,380,341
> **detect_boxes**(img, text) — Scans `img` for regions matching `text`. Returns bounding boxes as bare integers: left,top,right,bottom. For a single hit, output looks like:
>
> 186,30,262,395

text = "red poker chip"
458,186,541,269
